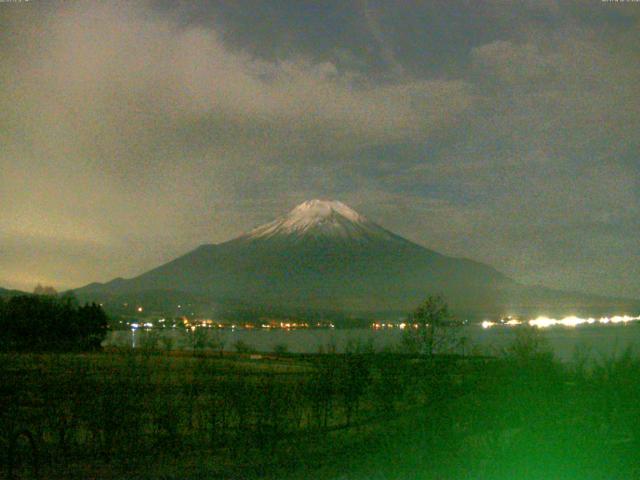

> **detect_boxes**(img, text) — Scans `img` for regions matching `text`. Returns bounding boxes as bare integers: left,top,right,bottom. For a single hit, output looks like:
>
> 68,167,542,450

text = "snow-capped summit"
243,199,396,242
289,199,365,224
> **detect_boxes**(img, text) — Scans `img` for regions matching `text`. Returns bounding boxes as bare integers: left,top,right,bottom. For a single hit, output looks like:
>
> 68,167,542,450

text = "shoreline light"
482,315,640,329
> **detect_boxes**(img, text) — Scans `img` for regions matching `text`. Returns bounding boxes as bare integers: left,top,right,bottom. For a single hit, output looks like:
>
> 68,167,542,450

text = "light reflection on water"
106,321,640,362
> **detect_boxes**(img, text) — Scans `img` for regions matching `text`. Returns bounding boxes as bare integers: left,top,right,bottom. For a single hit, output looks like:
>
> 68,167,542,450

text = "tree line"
0,293,108,351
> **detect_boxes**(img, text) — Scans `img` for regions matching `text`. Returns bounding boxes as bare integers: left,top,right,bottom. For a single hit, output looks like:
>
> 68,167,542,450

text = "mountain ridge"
76,200,640,319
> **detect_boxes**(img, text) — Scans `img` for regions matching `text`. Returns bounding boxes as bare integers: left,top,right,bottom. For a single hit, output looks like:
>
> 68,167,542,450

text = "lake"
106,322,640,362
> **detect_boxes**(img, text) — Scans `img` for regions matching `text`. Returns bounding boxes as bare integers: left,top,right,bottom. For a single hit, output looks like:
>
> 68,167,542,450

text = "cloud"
1,1,475,182
361,0,406,77
470,40,559,88
0,1,637,298
0,1,472,289
379,24,639,296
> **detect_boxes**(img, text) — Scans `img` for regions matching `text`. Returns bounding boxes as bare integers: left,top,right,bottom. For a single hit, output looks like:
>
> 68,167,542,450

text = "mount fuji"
76,200,638,319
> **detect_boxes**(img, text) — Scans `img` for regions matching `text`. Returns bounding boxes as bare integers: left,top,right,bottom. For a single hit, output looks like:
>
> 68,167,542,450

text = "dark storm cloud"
0,0,638,297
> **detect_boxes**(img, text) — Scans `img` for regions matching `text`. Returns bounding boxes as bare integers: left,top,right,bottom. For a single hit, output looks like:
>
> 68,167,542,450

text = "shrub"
233,339,255,354
272,343,289,356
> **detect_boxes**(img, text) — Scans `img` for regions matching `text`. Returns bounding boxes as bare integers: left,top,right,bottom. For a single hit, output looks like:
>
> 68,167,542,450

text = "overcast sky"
1,0,638,298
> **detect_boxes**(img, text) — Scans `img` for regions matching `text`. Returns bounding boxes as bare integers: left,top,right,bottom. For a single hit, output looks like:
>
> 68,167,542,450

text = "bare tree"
402,295,456,356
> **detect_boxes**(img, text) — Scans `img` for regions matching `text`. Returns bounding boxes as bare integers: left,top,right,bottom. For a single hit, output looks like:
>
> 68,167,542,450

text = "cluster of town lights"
129,317,334,331
482,315,640,329
372,322,417,330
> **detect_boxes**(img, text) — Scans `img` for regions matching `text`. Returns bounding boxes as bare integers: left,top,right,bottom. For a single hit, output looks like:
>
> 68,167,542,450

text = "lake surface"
106,322,640,362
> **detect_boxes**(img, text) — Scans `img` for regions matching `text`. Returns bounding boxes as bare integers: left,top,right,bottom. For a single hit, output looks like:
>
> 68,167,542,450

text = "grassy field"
2,334,640,479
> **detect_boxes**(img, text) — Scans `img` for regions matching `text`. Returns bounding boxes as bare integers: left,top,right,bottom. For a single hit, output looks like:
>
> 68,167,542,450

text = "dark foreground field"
2,336,640,479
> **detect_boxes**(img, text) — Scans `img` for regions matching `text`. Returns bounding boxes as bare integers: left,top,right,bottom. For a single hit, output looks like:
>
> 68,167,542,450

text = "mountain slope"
0,287,26,299
77,200,639,318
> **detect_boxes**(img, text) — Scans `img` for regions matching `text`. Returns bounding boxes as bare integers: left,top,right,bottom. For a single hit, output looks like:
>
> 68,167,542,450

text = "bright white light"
524,315,640,329
529,316,556,328
481,321,496,329
611,315,635,324
560,316,585,327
